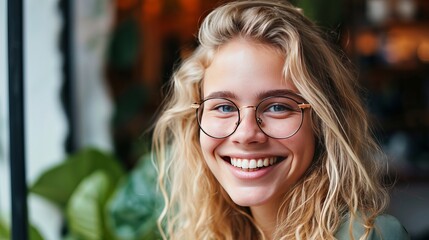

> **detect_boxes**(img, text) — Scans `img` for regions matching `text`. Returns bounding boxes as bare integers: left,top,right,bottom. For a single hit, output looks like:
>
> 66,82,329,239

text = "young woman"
153,1,409,239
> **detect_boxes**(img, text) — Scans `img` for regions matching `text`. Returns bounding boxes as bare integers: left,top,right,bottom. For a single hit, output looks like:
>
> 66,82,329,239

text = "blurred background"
1,0,428,239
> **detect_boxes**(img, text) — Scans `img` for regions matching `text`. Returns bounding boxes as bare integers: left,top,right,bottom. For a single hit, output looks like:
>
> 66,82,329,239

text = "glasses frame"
191,95,311,139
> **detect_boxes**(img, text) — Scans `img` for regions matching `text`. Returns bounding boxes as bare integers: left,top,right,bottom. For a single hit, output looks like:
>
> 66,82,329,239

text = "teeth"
249,159,257,169
264,158,269,167
242,160,249,169
230,157,279,170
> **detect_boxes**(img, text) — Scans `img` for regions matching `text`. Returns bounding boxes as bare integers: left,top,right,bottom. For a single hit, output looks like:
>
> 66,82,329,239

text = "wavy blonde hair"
152,1,389,239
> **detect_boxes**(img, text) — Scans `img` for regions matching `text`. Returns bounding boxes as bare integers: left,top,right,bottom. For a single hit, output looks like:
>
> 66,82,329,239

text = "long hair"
152,1,389,239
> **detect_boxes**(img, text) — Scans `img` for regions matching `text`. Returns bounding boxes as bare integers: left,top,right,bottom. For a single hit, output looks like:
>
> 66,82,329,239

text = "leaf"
66,171,116,240
107,18,139,70
0,217,44,240
29,225,44,240
107,153,163,240
0,218,9,240
30,148,125,208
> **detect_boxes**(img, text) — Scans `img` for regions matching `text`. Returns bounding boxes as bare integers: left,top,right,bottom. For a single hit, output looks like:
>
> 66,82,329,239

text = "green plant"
31,147,162,240
31,148,124,239
107,153,162,240
0,217,44,240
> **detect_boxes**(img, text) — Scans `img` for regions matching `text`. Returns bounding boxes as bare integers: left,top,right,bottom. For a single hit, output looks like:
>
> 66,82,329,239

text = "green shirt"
335,214,410,240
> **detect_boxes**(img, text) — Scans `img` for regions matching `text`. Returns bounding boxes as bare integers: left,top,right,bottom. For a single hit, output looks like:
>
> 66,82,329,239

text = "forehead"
202,38,298,100
207,38,283,72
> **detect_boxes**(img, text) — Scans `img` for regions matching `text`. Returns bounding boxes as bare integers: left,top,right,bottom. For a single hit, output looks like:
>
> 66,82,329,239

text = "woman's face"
200,38,315,210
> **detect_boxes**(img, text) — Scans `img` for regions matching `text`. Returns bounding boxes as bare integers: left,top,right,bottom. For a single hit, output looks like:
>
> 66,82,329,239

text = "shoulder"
335,214,410,240
371,215,410,240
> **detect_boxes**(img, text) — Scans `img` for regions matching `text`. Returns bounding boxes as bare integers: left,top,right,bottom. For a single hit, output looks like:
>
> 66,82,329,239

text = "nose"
230,106,268,144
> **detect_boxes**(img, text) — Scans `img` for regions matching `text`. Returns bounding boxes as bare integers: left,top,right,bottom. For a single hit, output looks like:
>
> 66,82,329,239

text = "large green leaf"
0,218,9,240
66,171,116,240
30,148,125,208
29,225,44,240
0,218,44,240
107,154,162,240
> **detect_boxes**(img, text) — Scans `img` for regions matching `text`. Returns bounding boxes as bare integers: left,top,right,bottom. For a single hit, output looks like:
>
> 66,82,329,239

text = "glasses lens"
256,97,304,138
197,98,239,138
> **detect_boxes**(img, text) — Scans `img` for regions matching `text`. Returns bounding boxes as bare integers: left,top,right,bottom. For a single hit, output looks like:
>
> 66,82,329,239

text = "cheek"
199,132,221,161
286,120,316,166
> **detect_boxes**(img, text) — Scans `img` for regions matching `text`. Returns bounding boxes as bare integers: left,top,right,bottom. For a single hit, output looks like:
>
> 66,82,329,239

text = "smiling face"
200,38,315,212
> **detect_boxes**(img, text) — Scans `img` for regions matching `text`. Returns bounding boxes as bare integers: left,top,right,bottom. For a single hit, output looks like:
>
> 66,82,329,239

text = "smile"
225,157,285,171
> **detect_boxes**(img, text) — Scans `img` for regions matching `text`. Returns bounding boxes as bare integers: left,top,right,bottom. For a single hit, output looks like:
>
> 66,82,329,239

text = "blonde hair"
152,1,389,239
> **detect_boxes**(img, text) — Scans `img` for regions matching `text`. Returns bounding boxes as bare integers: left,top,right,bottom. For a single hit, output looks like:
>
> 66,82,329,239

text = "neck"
250,203,281,240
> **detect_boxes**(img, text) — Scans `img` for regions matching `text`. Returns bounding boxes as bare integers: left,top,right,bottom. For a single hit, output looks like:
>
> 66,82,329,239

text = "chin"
225,186,277,207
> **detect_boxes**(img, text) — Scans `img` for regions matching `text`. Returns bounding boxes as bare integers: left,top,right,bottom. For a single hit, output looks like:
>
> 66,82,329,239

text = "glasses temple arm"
298,103,311,109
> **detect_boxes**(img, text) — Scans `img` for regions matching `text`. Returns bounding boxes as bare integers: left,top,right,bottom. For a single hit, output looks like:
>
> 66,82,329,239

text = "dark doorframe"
7,0,77,239
59,0,77,154
7,0,29,239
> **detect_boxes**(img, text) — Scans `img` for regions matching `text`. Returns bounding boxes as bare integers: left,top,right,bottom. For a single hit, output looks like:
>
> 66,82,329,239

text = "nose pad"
256,117,263,125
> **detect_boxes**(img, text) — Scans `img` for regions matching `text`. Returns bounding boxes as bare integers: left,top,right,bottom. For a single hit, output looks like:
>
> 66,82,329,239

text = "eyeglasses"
191,95,311,139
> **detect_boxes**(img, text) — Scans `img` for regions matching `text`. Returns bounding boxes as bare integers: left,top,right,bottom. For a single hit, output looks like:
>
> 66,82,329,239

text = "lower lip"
226,161,275,180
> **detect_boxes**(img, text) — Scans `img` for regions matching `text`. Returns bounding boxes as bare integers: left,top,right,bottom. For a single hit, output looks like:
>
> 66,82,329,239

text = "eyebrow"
204,91,238,100
203,89,305,102
256,89,302,100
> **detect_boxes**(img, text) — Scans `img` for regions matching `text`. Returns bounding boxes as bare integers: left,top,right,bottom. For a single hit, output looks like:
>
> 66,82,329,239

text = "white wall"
24,0,67,239
0,0,66,239
0,0,113,239
0,0,11,228
74,0,113,150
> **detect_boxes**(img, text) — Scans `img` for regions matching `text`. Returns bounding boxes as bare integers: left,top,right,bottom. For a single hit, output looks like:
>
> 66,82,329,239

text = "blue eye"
267,104,292,113
216,105,237,113
202,98,238,117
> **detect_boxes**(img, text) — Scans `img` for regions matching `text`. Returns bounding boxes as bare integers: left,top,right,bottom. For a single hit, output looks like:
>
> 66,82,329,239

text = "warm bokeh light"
116,0,138,10
141,0,163,21
417,40,429,62
356,30,379,56
379,26,429,65
180,0,200,13
384,31,418,64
